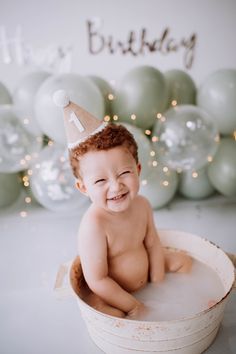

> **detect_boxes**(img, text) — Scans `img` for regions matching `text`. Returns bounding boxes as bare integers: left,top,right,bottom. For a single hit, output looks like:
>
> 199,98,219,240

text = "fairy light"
152,161,158,167
113,115,118,121
104,115,111,122
48,140,53,146
152,136,158,142
160,116,166,122
214,134,220,143
25,197,32,204
145,129,151,136
171,100,177,106
162,180,169,187
108,93,114,100
141,179,147,186
207,156,213,162
20,211,27,218
150,150,155,157
233,131,236,140
163,166,169,173
131,114,136,120
156,113,162,119
20,159,26,166
60,156,66,163
25,154,31,161
192,172,198,178
27,169,33,176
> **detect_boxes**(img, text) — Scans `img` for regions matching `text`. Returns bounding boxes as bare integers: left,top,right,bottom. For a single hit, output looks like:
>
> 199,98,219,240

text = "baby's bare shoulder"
79,205,106,234
135,195,152,210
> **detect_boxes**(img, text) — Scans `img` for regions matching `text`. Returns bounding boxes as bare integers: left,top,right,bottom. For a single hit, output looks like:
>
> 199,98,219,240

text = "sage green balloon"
88,75,114,117
0,81,12,105
121,123,153,179
179,167,215,200
0,172,22,208
197,69,236,135
112,66,168,130
164,69,196,107
139,164,178,209
207,138,236,197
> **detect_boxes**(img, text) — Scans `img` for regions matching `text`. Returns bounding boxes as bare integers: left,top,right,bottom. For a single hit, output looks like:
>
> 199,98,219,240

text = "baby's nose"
109,178,121,191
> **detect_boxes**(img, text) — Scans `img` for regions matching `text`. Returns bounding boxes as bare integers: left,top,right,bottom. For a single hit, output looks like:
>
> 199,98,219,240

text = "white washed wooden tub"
62,230,235,354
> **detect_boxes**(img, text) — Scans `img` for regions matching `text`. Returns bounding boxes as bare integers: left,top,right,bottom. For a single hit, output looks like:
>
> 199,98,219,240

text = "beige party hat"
53,90,107,149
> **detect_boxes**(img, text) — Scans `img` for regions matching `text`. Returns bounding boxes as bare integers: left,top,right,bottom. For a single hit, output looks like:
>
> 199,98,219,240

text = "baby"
54,90,192,319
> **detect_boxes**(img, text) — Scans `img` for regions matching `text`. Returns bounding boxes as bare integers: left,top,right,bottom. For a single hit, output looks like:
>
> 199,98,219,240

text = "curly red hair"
69,124,138,179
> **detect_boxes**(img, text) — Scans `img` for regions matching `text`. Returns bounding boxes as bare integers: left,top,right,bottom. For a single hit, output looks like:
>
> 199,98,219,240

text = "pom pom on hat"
53,89,70,108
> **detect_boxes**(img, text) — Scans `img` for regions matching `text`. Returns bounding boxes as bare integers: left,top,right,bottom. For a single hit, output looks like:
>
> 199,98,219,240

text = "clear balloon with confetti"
29,144,89,212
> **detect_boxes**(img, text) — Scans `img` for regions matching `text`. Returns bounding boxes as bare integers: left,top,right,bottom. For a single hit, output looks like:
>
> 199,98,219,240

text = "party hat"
53,89,107,149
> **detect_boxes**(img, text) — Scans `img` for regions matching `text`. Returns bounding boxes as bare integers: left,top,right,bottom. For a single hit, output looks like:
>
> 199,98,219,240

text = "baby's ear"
75,180,87,195
137,163,142,176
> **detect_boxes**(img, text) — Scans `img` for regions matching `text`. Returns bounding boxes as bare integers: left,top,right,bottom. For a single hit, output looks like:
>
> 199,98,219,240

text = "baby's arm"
78,212,143,316
143,200,165,284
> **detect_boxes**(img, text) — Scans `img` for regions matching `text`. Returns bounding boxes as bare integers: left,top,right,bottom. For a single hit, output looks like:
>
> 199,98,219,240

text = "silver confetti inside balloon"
152,105,219,171
29,144,88,212
0,106,42,173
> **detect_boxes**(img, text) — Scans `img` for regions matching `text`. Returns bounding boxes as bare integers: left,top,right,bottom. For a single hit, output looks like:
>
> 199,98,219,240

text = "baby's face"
77,146,141,213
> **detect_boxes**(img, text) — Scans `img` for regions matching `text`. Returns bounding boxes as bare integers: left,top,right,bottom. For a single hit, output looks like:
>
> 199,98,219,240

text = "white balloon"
13,71,51,136
34,73,105,145
29,144,89,212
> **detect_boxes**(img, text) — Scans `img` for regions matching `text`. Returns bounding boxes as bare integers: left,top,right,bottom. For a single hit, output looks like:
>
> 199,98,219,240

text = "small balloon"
121,123,154,179
0,81,12,105
139,164,178,209
152,105,219,171
29,144,89,212
164,69,196,107
34,73,105,146
0,172,22,208
88,75,114,117
0,106,42,173
112,66,168,130
179,167,215,200
197,69,236,135
13,71,51,136
207,138,236,197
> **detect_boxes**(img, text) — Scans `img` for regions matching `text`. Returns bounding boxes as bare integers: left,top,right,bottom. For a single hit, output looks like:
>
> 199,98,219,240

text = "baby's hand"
126,302,148,320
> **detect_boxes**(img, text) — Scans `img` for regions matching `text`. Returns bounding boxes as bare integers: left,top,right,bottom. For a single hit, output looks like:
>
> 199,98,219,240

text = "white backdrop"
0,0,236,91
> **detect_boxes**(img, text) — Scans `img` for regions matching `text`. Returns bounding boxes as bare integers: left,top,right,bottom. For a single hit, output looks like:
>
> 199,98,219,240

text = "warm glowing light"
156,113,162,119
60,156,66,163
22,176,28,182
23,118,29,125
108,94,114,100
113,115,118,121
171,100,177,106
162,181,169,186
25,197,32,204
25,154,31,161
24,181,30,187
20,159,26,165
207,156,213,162
152,161,158,167
233,131,236,140
145,130,151,135
192,172,198,178
104,115,110,122
161,116,166,122
152,136,158,142
48,140,54,146
20,211,27,218
131,114,136,120
163,166,169,173
214,134,220,143
141,179,147,186
150,150,155,157
27,169,33,175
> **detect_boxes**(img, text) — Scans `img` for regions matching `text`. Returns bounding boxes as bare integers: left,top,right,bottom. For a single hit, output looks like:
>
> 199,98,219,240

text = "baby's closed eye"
94,178,106,184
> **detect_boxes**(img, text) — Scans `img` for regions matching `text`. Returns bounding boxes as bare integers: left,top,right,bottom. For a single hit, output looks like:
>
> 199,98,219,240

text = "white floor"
0,192,236,354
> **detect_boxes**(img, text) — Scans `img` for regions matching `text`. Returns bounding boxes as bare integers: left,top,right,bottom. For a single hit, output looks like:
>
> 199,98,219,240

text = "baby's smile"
107,192,129,201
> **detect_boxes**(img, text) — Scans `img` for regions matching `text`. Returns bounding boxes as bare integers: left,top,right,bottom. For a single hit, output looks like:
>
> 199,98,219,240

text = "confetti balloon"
0,81,12,105
0,106,42,173
179,167,215,200
152,105,219,171
122,123,154,179
34,73,105,146
164,69,196,107
0,172,22,208
29,144,88,212
88,75,114,117
139,164,178,209
197,69,236,135
13,71,51,136
207,138,236,197
112,66,168,129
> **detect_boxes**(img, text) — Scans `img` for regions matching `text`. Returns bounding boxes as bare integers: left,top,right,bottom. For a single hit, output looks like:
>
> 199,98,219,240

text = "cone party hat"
53,90,107,149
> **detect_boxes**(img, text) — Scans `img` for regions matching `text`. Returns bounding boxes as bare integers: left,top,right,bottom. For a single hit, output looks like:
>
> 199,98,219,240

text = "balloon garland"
0,66,235,213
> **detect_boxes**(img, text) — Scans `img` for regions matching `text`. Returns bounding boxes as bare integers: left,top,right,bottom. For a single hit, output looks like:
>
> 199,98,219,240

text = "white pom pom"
53,89,70,108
